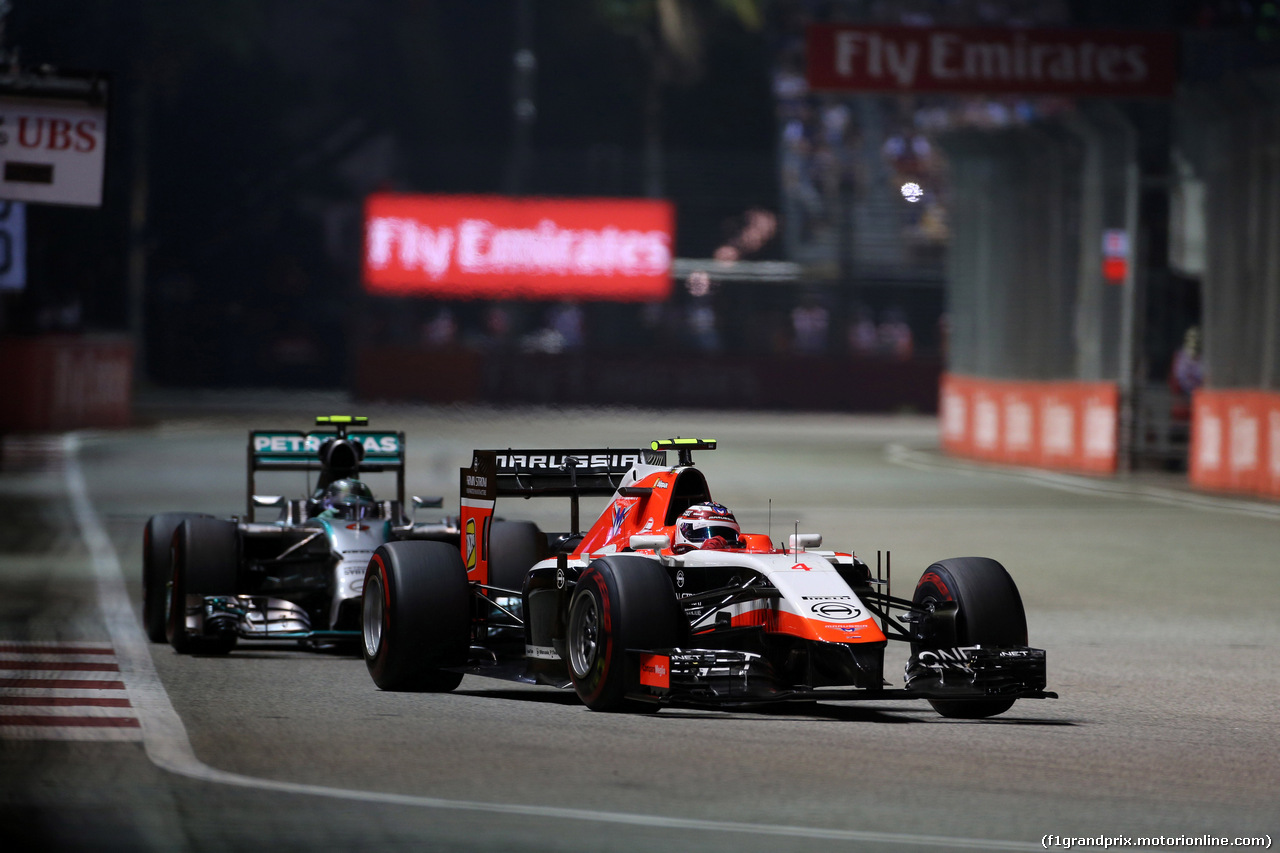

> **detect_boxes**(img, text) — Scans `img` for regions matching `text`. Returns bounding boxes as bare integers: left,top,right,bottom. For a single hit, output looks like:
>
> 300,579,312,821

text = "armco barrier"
1189,389,1280,499
0,335,134,431
940,373,1118,474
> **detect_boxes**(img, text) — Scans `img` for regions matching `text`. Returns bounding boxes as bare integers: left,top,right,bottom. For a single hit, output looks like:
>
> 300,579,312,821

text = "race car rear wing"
247,416,405,516
490,448,666,497
458,447,664,584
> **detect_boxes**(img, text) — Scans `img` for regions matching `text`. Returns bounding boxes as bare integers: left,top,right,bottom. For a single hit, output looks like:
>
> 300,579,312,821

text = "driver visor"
679,523,739,543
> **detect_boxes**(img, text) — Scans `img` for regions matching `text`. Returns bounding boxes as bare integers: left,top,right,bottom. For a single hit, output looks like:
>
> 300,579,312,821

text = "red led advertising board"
807,25,1177,97
363,194,674,301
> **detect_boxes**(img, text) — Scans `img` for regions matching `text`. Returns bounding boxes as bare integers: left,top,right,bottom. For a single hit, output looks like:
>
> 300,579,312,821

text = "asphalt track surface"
1,398,1277,852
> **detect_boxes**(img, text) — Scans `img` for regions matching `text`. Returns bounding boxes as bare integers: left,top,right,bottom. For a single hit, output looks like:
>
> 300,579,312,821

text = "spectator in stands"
1171,326,1203,396
847,305,879,355
879,307,914,360
792,295,829,353
422,308,457,348
1169,326,1203,422
548,302,585,350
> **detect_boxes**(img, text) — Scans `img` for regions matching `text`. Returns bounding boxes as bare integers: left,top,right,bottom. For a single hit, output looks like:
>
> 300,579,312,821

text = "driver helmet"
674,502,741,550
321,478,377,520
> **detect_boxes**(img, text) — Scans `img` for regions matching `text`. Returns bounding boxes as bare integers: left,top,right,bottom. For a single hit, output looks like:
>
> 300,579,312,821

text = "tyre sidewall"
567,566,618,709
913,557,1027,651
487,520,544,594
143,512,210,643
165,518,238,654
913,556,1027,718
568,556,687,711
363,541,469,691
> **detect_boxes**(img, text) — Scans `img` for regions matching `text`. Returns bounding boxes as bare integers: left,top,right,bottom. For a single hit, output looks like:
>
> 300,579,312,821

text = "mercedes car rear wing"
247,416,405,516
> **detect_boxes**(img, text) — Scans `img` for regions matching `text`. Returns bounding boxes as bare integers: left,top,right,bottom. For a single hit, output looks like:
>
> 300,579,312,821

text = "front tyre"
166,518,239,655
912,556,1028,719
567,556,688,712
142,512,211,643
363,541,469,691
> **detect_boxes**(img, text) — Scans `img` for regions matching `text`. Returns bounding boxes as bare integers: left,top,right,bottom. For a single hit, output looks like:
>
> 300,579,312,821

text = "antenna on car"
561,455,583,533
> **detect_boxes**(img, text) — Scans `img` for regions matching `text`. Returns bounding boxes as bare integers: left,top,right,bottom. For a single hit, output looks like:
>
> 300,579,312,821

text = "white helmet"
674,502,741,551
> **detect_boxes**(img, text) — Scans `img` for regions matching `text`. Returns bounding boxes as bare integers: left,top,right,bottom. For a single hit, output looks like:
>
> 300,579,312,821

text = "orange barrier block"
1191,389,1280,499
1189,390,1226,491
1001,383,1039,467
939,374,975,458
1078,385,1120,474
940,373,1118,475
1262,396,1280,500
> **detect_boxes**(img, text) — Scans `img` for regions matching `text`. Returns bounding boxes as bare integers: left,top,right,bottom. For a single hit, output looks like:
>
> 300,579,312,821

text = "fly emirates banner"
363,194,674,301
807,25,1176,97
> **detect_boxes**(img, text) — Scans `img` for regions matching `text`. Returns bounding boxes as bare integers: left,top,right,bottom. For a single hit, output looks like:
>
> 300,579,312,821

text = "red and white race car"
361,439,1055,718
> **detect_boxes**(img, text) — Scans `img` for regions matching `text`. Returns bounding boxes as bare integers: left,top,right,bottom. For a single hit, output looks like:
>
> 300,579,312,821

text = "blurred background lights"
685,269,712,297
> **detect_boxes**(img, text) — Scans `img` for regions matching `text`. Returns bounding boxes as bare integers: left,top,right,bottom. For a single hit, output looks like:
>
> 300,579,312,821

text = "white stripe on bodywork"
676,548,875,627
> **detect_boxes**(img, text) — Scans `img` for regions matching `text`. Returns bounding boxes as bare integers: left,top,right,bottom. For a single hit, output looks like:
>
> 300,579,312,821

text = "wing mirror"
788,533,822,551
629,534,670,551
252,495,285,508
412,496,444,509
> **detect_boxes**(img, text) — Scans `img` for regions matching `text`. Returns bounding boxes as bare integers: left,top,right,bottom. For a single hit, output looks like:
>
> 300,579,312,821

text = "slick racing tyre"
142,512,211,643
912,556,1028,719
486,520,544,596
166,518,239,655
363,541,470,692
567,556,688,712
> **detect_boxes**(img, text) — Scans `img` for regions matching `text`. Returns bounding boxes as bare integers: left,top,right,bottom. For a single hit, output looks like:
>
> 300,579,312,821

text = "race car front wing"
184,594,360,643
902,645,1050,697
623,643,1056,707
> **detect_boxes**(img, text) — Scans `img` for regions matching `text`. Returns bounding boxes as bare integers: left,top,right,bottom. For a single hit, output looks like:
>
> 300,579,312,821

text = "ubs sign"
0,77,108,207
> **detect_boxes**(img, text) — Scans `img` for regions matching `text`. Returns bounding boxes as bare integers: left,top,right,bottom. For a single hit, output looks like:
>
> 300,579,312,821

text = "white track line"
65,433,1043,851
885,443,1280,520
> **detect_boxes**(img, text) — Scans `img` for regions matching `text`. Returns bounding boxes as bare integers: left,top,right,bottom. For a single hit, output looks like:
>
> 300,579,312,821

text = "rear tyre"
567,556,688,712
912,556,1027,719
363,541,469,691
166,518,239,655
142,512,210,643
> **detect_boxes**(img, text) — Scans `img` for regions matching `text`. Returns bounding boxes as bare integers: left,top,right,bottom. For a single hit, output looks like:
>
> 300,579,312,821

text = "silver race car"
143,415,457,653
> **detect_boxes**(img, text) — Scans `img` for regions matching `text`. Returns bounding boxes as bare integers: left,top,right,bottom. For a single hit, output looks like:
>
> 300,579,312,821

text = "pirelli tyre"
567,556,689,712
486,520,544,595
911,556,1028,719
363,541,469,692
142,512,211,643
166,518,239,655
